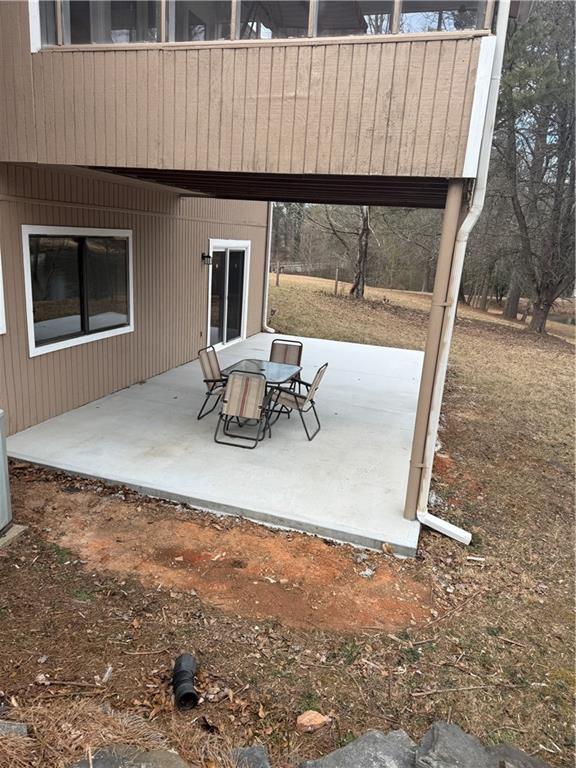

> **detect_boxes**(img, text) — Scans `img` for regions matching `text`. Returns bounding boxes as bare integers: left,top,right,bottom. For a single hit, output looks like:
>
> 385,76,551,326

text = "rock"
233,744,272,768
296,711,332,734
0,720,28,737
487,744,552,768
68,744,189,768
359,567,376,579
416,722,491,768
299,729,416,767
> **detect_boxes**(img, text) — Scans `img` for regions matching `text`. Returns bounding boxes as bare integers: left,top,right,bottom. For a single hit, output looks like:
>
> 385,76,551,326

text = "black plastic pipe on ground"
172,653,199,710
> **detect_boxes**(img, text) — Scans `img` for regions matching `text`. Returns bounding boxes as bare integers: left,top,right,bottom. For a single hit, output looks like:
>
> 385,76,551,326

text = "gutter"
262,201,275,333
415,0,511,540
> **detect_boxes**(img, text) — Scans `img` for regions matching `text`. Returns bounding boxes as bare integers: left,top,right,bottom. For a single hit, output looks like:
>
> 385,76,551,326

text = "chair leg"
298,403,321,441
216,413,265,449
198,391,221,420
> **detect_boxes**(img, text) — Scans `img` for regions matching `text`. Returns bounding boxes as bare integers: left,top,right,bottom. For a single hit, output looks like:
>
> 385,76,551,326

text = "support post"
403,180,465,520
334,267,339,296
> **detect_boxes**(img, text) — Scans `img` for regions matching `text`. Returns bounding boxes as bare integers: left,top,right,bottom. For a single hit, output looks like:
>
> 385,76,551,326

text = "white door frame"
207,239,251,351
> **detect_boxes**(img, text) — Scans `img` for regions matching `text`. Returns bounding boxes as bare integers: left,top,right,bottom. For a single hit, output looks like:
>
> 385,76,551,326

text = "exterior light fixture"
201,252,212,266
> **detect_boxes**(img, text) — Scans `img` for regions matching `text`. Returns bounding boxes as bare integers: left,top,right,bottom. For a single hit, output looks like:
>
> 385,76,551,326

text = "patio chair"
197,345,226,420
214,371,272,449
270,338,303,391
271,363,328,441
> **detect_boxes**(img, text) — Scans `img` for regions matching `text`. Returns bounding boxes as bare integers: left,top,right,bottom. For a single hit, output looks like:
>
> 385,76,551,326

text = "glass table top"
220,358,301,385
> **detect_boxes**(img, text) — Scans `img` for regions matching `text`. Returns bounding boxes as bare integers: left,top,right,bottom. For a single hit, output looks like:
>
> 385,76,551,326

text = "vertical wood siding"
0,164,268,435
0,0,483,178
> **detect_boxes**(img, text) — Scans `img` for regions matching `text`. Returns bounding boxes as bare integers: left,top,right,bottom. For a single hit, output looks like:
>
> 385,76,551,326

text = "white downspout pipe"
417,0,511,535
262,201,275,333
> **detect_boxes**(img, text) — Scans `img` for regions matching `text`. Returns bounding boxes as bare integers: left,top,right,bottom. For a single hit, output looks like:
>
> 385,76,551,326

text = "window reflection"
62,0,160,44
399,1,484,32
169,0,231,41
239,1,309,39
317,1,393,36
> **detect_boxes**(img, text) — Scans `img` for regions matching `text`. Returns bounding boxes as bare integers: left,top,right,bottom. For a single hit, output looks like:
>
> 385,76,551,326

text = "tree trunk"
458,280,468,304
275,258,281,287
503,272,522,320
350,206,370,299
529,300,552,333
479,270,492,312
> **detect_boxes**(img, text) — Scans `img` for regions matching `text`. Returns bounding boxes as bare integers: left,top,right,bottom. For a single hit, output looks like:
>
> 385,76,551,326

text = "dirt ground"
0,277,573,767
13,475,430,633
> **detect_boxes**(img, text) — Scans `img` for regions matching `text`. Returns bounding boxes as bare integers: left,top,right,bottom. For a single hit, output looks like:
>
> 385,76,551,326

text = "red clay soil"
14,473,431,633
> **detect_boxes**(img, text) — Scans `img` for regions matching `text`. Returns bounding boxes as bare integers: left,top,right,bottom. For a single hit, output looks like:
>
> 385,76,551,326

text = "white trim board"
0,246,6,335
28,0,42,53
462,35,497,178
21,224,134,358
206,238,251,349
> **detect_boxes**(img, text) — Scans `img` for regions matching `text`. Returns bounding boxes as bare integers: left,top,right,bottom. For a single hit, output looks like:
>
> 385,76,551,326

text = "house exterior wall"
0,1,486,178
0,163,268,435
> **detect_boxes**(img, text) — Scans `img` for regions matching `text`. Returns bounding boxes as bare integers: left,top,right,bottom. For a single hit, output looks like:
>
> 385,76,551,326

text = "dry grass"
0,701,240,768
0,276,573,767
271,274,575,344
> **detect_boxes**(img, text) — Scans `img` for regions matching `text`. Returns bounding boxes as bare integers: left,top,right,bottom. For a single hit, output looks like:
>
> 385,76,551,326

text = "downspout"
262,201,275,333
411,0,511,540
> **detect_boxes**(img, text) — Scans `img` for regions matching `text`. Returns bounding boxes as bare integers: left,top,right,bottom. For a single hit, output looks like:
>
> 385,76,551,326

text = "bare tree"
495,1,575,333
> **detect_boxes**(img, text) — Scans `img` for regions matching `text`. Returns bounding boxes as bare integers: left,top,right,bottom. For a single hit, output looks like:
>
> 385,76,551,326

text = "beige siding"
0,1,484,178
0,164,268,435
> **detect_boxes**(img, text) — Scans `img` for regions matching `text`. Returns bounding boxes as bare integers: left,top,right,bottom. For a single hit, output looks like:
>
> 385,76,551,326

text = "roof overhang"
93,168,456,209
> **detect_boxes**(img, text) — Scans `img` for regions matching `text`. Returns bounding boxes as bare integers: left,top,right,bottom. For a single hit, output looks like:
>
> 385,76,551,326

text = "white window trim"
0,246,6,335
21,224,134,358
206,239,251,351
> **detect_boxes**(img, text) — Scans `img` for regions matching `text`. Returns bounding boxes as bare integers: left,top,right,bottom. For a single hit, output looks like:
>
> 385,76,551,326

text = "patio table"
220,358,301,385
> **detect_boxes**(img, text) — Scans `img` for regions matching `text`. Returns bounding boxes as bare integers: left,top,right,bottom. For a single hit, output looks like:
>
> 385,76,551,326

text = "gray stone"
69,744,189,768
0,719,28,737
299,729,416,768
487,744,551,768
416,722,491,768
233,744,271,768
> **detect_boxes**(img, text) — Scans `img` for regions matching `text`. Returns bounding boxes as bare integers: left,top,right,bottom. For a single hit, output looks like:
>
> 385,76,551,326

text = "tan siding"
0,164,268,435
0,1,486,178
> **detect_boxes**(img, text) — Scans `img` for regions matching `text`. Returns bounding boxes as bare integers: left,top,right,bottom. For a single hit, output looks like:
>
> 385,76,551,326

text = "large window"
23,227,133,356
169,1,231,41
239,1,309,39
62,0,160,44
35,0,490,47
318,1,393,37
399,1,485,33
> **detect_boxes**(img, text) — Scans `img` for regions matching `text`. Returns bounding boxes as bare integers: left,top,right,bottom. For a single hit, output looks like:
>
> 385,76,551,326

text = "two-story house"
0,0,518,553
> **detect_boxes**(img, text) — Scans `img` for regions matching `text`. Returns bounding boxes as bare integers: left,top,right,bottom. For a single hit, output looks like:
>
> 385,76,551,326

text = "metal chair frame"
214,371,273,449
197,345,226,420
270,363,328,441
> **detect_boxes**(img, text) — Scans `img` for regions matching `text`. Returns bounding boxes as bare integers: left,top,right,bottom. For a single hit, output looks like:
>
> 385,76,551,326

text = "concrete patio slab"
8,334,422,555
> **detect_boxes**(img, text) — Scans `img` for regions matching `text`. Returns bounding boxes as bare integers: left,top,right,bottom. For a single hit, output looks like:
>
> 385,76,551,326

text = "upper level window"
318,1,393,37
399,1,484,33
23,227,133,356
36,0,490,47
62,0,160,44
239,1,309,39
170,1,231,41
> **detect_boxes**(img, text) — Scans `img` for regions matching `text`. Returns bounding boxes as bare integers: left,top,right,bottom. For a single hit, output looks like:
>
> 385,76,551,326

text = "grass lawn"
0,275,573,767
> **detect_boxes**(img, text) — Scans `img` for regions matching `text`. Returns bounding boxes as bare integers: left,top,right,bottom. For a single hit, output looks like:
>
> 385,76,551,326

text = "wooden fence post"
334,267,339,296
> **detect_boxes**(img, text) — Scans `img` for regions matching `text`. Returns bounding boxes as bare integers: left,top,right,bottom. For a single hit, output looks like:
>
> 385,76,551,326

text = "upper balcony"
0,1,500,186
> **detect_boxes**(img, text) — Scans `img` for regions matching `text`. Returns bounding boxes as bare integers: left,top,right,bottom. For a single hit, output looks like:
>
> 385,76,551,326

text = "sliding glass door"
209,246,247,346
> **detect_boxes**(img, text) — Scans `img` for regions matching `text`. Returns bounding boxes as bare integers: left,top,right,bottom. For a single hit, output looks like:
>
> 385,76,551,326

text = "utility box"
0,410,11,532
